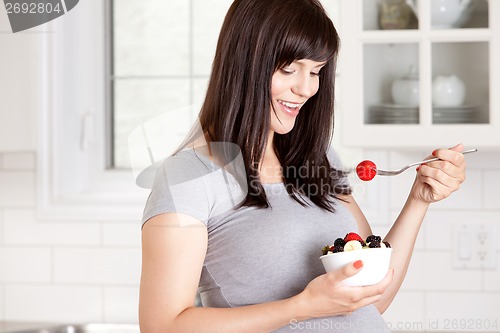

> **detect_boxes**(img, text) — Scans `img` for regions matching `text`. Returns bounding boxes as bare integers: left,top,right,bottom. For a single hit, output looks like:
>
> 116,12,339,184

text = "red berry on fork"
356,160,377,181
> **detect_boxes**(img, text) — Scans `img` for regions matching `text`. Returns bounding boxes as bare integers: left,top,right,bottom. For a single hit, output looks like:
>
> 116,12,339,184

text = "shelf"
360,28,492,43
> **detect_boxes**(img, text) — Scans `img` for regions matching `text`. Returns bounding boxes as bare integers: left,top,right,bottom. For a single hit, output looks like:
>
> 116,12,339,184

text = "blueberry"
366,235,382,243
334,238,345,247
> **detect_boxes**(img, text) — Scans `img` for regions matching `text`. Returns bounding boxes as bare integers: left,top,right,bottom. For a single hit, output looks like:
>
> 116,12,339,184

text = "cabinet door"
338,0,500,149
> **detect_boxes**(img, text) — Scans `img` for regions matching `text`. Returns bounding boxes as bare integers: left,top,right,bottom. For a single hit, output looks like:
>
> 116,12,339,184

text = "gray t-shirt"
142,147,390,333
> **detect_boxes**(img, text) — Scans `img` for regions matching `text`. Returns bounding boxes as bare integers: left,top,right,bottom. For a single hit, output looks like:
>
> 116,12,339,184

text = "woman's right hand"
296,261,394,318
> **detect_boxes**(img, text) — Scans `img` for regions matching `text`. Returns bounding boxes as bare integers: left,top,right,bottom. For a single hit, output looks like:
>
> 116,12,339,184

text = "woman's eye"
311,72,321,77
280,68,295,75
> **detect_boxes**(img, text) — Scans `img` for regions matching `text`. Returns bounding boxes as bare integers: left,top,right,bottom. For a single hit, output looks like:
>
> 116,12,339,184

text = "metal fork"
376,148,478,176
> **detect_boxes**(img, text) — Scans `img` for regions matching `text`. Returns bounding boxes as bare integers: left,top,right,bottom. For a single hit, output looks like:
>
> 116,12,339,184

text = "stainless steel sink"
2,324,139,333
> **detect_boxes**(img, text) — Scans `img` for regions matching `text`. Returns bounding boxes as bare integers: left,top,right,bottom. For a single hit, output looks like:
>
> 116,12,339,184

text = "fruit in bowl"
320,233,392,286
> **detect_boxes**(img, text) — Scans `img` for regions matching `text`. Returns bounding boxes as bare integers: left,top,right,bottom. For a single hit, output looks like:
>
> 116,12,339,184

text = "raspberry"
366,235,382,243
333,238,345,247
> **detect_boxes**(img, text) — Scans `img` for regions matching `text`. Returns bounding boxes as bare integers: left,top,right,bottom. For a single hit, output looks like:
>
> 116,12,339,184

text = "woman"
139,0,467,332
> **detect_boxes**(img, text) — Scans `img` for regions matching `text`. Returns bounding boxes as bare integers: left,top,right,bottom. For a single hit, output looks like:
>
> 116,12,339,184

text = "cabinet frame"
337,0,500,149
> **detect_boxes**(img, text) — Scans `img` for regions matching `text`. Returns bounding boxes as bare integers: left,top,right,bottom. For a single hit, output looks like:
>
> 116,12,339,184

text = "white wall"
1,1,499,330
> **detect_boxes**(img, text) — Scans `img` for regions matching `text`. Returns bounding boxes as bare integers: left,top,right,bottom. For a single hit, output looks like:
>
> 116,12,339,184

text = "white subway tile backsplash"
483,253,500,291
5,285,102,322
54,248,141,285
102,223,141,246
425,211,500,251
3,209,100,245
388,169,417,211
104,287,140,324
0,247,51,283
401,251,482,291
484,170,500,210
426,292,500,331
0,171,35,207
465,151,500,169
383,292,425,332
431,170,482,210
1,152,35,170
390,167,482,211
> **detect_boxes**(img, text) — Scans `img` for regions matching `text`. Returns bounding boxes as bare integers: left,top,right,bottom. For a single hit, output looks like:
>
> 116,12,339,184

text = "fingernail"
353,260,363,269
432,149,437,156
416,166,420,171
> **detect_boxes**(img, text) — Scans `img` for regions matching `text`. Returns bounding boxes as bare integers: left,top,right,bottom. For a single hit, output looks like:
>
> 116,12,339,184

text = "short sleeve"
141,155,211,227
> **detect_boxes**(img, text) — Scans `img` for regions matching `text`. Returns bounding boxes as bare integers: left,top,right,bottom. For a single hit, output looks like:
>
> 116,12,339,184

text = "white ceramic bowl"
320,248,392,286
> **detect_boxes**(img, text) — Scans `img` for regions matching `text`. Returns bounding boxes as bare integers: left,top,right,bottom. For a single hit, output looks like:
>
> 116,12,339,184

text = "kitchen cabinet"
337,0,500,148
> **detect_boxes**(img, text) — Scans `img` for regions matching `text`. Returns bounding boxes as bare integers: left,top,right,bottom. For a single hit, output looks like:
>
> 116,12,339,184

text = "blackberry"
331,245,344,253
368,241,381,248
383,241,391,248
333,238,345,247
366,235,382,243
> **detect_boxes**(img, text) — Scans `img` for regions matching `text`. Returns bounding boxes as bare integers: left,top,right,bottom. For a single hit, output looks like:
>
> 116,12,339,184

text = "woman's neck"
259,130,283,183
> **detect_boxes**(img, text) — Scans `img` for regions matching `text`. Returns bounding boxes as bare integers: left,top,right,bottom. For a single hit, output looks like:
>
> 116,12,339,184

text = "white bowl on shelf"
432,75,466,107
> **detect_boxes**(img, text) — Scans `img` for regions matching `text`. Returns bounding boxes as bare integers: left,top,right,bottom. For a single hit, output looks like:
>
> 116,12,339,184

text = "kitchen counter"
0,322,62,333
0,322,140,333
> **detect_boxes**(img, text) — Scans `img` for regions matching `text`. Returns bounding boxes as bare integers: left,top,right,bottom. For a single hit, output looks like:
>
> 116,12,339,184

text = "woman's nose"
292,76,317,98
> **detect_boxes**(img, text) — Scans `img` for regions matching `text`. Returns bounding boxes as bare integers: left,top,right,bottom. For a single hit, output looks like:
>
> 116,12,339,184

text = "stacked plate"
368,104,478,124
368,104,419,124
433,105,477,124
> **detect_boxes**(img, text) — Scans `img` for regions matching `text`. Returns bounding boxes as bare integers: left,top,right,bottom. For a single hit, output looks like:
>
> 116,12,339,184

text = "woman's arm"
139,212,393,333
340,144,467,314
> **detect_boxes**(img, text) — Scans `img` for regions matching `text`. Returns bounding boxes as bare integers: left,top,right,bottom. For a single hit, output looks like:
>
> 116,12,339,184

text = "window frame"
37,0,149,221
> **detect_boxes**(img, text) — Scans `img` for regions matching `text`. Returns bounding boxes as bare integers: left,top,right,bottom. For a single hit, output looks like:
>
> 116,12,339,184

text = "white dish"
320,248,392,286
369,104,477,124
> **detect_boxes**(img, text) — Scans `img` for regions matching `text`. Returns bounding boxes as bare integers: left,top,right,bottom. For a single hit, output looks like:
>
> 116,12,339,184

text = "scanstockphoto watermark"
288,318,499,331
3,0,79,33
386,318,499,331
288,318,390,331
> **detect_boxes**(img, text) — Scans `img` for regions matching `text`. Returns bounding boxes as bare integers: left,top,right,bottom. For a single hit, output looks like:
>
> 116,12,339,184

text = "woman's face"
270,59,325,135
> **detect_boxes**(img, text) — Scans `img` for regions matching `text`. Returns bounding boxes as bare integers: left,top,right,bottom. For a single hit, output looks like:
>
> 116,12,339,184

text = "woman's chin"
273,123,295,135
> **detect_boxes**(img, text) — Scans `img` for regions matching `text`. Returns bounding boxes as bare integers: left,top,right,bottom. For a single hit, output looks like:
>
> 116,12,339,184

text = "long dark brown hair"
198,0,351,212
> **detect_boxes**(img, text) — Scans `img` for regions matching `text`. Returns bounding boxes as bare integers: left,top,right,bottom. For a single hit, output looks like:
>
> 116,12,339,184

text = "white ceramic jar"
391,66,419,106
432,75,466,106
406,0,471,28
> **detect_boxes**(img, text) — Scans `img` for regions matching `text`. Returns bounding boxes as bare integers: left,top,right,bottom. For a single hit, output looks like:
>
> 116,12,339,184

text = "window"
37,0,148,221
37,0,232,220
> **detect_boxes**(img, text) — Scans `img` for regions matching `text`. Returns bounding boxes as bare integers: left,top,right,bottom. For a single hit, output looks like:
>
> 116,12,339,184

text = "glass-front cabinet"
337,0,499,148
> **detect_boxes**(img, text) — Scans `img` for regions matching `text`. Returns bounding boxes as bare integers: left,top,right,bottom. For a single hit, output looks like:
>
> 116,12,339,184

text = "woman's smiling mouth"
277,99,304,116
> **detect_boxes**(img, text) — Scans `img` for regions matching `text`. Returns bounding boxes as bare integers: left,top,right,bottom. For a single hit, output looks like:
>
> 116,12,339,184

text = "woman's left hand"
410,143,467,204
